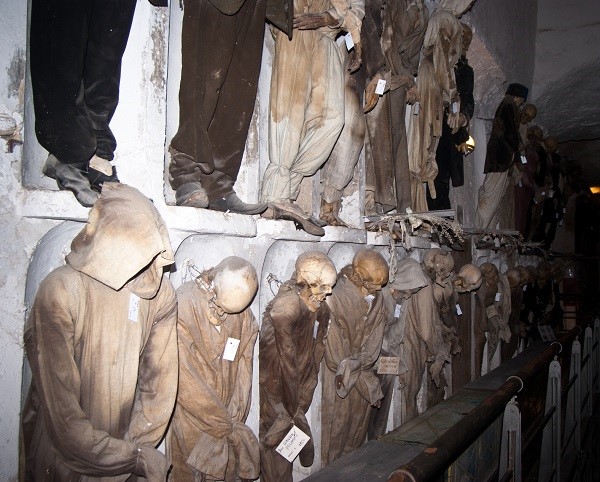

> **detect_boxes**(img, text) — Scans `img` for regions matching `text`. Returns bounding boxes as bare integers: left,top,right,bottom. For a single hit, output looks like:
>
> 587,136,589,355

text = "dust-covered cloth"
169,281,259,482
321,270,386,465
22,183,178,481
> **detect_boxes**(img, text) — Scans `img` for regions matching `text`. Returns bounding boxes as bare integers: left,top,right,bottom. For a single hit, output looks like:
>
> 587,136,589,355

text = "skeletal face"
296,251,337,311
453,263,483,292
461,23,473,53
527,125,543,142
206,257,258,325
353,250,389,295
543,136,559,153
505,268,521,289
520,103,537,124
480,262,499,287
424,249,454,282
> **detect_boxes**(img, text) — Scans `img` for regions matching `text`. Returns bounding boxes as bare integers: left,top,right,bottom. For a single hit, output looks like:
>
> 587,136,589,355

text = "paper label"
494,238,501,248
222,337,241,361
538,325,557,342
456,304,462,315
344,32,354,50
128,294,140,322
413,102,420,115
541,191,546,196
394,304,402,318
563,207,567,214
375,79,386,96
518,180,522,187
495,292,501,302
313,320,319,339
275,426,310,463
523,285,527,292
365,294,375,303
548,190,554,198
520,155,527,164
451,101,459,114
377,356,401,375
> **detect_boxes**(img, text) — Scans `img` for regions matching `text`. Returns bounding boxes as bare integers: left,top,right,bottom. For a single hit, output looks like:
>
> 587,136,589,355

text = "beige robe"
169,281,259,482
22,183,178,481
321,271,385,465
261,0,364,203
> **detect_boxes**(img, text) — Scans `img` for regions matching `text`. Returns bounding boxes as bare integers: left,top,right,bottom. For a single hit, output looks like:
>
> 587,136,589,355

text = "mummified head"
453,263,483,292
480,262,499,287
505,268,522,289
296,251,337,311
352,249,389,295
203,257,258,324
423,248,455,282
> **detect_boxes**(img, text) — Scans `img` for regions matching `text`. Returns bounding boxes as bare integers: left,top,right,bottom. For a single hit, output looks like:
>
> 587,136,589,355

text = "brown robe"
259,281,330,482
169,281,259,482
22,183,178,481
321,270,385,466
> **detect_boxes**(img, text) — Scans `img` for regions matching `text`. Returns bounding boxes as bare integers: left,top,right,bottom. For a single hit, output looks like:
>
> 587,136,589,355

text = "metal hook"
551,341,562,354
507,375,524,393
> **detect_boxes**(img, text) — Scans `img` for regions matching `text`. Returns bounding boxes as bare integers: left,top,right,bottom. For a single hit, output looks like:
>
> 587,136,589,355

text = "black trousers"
30,0,137,165
169,0,266,200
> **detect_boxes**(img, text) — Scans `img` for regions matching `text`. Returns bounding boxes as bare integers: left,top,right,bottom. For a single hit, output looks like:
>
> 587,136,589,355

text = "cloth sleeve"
125,282,178,447
24,273,139,477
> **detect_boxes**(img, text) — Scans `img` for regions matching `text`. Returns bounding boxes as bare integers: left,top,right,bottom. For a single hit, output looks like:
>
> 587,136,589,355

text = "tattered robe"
407,6,463,211
397,259,450,422
169,281,259,482
261,0,364,203
321,271,385,465
22,183,178,481
259,282,330,482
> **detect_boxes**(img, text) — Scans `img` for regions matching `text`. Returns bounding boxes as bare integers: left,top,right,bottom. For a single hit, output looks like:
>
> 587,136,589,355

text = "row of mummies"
164,0,479,233
23,183,562,481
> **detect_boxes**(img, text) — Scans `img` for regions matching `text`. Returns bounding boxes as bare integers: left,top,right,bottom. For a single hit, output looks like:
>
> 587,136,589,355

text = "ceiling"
532,0,600,183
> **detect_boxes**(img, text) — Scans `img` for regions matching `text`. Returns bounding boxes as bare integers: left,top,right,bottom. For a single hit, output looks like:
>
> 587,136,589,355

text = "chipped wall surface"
1,0,540,479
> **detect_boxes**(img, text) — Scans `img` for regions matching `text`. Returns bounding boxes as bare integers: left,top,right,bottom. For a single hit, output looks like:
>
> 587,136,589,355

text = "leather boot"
262,201,325,236
43,154,99,207
319,199,347,227
210,193,267,215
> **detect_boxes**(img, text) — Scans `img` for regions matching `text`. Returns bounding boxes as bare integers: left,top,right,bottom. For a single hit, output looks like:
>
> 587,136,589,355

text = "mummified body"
321,250,389,465
259,252,337,482
474,263,512,376
23,184,178,481
169,257,260,482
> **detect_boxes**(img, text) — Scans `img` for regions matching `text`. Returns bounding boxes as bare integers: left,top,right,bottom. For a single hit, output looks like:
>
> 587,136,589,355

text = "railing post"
593,318,600,393
582,327,593,417
564,337,581,459
538,358,561,482
500,396,521,482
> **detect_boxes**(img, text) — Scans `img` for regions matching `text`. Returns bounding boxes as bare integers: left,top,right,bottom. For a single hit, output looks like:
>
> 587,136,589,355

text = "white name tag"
413,102,420,114
394,304,402,318
377,356,401,375
494,238,501,248
523,285,527,292
456,304,462,315
344,32,354,50
375,79,386,96
275,425,310,463
313,320,319,339
548,190,554,198
451,101,459,114
365,294,375,303
520,155,527,164
495,292,501,302
222,337,241,361
128,294,140,322
518,180,522,187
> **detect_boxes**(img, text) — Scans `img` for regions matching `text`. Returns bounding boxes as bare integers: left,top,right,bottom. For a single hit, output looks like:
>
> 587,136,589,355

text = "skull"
480,262,499,287
296,251,337,311
453,263,483,292
352,249,389,295
520,103,537,124
516,265,530,285
505,268,521,289
209,257,258,323
527,125,544,142
460,23,473,54
537,261,552,284
423,248,454,282
543,136,559,153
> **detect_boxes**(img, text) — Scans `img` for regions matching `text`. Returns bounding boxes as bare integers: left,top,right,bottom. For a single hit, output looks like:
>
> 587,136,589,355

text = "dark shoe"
210,193,267,215
175,182,209,208
88,155,119,192
43,154,99,207
169,146,213,175
264,201,325,236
